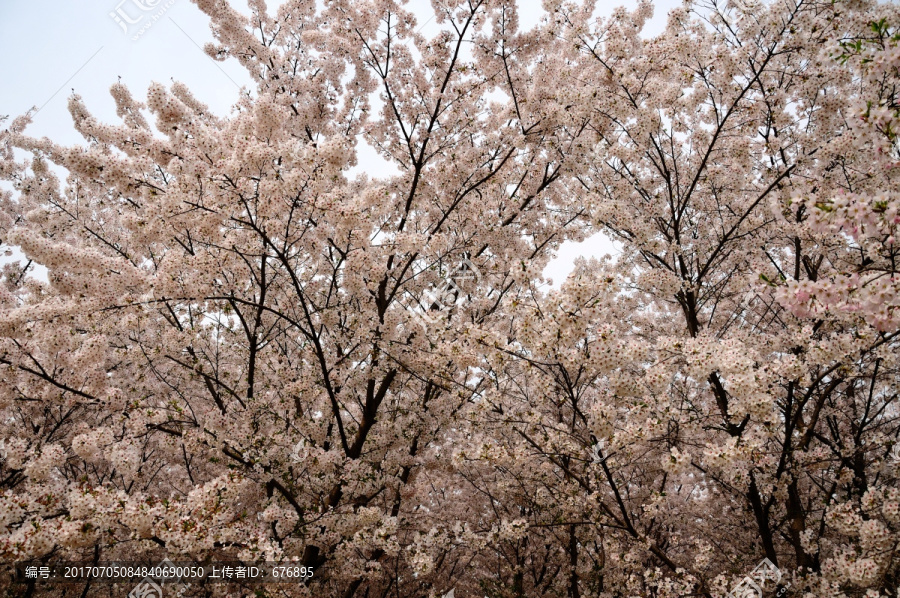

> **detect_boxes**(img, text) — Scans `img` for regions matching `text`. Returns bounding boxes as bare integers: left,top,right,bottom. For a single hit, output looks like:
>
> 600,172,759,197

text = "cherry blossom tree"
1,0,899,597
0,1,593,595
467,0,900,596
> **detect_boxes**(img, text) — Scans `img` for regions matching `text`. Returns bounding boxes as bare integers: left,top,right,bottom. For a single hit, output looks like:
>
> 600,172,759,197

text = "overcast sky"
0,0,679,286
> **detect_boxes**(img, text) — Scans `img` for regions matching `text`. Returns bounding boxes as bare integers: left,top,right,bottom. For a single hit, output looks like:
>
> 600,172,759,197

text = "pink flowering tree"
780,16,900,331
1,0,899,597
0,1,595,595
461,0,900,596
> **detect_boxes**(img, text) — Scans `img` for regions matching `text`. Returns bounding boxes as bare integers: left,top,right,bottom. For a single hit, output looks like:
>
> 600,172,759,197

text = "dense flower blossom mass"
1,0,899,596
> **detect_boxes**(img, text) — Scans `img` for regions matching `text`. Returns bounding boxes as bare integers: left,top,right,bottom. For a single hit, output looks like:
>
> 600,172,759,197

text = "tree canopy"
1,0,899,596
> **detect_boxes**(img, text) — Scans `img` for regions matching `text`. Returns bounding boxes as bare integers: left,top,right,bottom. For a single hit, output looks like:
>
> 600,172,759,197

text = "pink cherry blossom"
1,0,899,596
